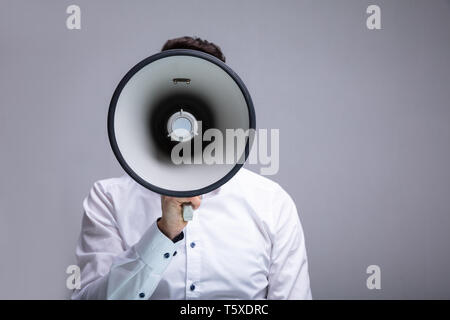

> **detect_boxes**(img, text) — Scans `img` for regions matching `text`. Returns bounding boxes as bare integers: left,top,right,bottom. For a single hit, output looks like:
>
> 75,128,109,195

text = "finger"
161,196,190,204
188,196,202,210
162,196,201,209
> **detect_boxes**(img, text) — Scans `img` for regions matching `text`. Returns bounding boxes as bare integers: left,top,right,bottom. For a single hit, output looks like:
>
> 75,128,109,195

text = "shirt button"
190,242,196,248
190,284,196,291
163,252,170,258
139,292,145,298
173,251,177,256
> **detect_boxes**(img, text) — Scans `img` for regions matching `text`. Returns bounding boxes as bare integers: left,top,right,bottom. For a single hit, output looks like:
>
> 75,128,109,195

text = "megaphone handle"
182,204,194,221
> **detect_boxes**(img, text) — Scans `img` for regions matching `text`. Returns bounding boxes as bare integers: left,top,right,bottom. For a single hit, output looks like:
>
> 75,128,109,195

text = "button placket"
185,215,201,299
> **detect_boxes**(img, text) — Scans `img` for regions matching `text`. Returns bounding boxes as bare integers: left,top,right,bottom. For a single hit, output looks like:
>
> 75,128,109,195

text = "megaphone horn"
108,49,256,220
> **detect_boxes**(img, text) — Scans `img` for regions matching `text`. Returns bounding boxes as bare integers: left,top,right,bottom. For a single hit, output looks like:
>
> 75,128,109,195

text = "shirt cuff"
134,220,181,274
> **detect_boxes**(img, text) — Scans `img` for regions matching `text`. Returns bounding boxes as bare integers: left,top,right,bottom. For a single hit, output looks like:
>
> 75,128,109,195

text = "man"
72,36,312,300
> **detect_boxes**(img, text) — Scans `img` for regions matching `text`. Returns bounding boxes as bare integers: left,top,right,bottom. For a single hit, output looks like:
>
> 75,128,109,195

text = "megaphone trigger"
182,203,194,221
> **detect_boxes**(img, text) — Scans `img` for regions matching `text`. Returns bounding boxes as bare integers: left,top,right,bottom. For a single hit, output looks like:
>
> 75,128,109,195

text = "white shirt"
72,168,312,300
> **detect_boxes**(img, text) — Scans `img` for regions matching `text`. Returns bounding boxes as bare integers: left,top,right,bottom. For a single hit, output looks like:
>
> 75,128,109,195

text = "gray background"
1,0,449,299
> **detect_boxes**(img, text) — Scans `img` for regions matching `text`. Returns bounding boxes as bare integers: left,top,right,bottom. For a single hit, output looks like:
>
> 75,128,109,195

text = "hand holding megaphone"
158,195,202,239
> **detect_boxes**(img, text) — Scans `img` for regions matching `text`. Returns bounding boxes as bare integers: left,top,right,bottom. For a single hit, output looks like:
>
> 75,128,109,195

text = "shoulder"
92,174,134,190
229,168,287,197
87,174,153,201
89,174,131,196
225,169,301,237
226,168,296,213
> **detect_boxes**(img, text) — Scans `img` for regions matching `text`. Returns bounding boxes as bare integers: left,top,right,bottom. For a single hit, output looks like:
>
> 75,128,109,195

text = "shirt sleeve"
267,186,312,300
71,182,182,300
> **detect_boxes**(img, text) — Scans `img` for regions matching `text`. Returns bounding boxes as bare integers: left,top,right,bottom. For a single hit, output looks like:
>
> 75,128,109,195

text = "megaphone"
107,49,255,220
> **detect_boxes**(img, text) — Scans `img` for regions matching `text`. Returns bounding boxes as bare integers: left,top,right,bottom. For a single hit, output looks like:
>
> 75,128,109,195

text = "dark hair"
161,36,226,63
